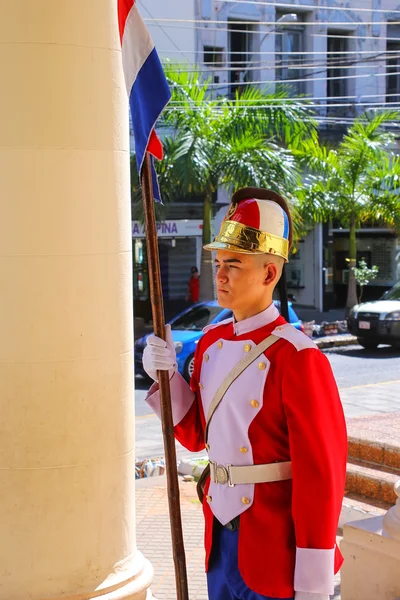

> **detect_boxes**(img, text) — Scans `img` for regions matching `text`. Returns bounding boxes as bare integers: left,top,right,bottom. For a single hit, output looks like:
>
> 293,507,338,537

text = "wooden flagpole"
141,153,190,600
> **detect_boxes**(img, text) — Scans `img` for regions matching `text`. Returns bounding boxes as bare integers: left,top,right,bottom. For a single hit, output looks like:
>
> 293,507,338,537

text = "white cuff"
295,593,330,600
145,371,195,426
294,547,335,596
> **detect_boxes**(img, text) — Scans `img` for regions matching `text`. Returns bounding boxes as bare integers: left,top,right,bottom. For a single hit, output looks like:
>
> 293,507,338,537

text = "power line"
166,54,400,72
144,17,400,26
156,101,400,126
144,20,400,42
174,69,400,87
164,101,400,112
138,4,400,126
167,92,400,103
160,111,400,128
215,0,400,15
159,49,400,56
318,32,400,41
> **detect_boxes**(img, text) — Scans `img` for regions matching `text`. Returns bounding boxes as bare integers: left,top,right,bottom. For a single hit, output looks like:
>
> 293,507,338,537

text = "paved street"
135,344,400,461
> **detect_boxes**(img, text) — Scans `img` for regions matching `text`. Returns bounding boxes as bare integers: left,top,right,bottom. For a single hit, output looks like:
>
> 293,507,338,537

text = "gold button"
250,400,259,409
205,443,210,451
258,362,266,370
199,383,204,389
204,354,209,362
240,447,248,453
206,495,212,503
218,341,223,349
244,344,252,353
276,326,283,331
241,497,250,505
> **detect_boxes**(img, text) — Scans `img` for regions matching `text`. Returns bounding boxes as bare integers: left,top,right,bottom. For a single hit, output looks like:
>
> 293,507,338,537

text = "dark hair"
191,266,198,273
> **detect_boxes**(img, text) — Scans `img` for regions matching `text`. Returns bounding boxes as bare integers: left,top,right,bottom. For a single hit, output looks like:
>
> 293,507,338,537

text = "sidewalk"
136,476,207,600
136,476,342,600
294,306,346,324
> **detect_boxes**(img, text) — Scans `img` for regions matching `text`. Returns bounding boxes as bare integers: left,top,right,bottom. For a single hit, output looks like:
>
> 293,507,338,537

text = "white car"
347,282,400,350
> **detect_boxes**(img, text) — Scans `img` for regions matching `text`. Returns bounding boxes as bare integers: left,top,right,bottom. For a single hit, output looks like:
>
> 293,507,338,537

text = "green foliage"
295,110,400,309
296,111,400,230
131,64,318,244
353,259,379,302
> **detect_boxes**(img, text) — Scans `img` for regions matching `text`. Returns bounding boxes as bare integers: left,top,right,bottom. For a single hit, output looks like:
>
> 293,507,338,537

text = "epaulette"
272,323,317,352
203,317,234,334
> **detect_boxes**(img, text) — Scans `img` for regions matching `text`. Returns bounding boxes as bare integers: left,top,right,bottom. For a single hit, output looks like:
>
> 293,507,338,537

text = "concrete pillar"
340,480,400,600
0,2,152,599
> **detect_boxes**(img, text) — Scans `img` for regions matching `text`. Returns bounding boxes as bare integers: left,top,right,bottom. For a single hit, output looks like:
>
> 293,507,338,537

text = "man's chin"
217,292,232,308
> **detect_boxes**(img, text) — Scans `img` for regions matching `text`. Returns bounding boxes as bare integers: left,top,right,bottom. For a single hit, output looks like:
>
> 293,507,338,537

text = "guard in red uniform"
143,188,347,600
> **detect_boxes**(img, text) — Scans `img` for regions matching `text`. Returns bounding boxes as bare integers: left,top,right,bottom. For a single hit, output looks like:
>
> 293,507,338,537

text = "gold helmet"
204,187,292,262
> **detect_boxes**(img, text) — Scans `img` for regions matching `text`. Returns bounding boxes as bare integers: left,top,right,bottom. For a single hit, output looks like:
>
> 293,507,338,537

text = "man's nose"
217,266,228,281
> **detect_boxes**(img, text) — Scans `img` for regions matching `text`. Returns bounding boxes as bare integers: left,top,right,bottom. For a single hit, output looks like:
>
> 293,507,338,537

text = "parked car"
135,300,303,381
347,282,400,350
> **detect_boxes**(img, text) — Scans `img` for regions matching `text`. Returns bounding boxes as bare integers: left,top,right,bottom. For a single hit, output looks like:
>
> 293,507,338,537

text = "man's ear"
264,262,278,286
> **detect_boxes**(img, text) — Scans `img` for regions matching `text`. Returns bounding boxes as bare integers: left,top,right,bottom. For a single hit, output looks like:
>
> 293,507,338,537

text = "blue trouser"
207,520,294,600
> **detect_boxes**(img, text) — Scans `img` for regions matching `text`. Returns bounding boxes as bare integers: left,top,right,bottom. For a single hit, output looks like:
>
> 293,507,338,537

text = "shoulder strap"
205,334,280,442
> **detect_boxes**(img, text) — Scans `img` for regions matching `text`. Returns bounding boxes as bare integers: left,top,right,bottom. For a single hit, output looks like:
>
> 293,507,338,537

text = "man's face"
215,250,271,312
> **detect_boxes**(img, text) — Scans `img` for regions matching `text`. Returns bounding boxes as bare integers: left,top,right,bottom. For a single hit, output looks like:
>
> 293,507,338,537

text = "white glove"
142,324,177,382
295,593,330,600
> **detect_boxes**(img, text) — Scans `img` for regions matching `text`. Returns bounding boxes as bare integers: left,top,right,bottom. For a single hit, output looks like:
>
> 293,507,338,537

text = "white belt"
209,460,292,487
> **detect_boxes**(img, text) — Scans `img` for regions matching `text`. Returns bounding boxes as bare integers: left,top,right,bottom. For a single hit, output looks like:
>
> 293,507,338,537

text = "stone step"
339,492,390,530
348,436,400,473
346,462,399,505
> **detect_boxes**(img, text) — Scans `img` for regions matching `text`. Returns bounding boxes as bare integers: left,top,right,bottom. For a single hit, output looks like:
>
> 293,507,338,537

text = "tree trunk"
199,192,216,301
345,220,358,313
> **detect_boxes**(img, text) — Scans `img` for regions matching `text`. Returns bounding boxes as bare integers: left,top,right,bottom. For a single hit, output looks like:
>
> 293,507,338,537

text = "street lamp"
276,13,299,26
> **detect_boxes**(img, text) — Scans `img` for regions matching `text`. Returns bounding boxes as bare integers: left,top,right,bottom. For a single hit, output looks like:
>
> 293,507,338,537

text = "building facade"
132,0,400,311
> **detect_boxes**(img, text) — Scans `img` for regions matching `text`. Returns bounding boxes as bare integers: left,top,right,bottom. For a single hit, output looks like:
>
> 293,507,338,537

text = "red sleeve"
282,348,347,595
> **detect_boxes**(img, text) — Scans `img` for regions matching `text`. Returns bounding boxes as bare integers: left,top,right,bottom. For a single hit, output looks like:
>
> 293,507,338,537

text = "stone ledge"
315,334,357,349
348,437,400,472
346,462,399,504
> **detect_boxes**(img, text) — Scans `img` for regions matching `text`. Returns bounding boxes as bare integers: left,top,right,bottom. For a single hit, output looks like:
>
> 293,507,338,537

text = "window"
383,282,400,300
202,0,212,20
204,46,225,83
275,15,304,96
170,305,223,330
229,21,254,97
204,46,225,68
371,240,395,282
327,34,349,112
386,42,400,104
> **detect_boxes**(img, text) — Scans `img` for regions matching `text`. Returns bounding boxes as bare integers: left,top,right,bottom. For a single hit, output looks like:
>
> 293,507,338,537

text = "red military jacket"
146,304,347,598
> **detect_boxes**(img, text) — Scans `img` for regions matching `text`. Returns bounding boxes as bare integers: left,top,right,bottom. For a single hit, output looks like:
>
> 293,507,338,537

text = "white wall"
140,0,400,108
137,0,196,64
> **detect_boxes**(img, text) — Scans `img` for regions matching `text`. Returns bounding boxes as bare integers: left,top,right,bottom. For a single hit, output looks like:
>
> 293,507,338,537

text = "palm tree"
296,111,400,311
157,66,317,300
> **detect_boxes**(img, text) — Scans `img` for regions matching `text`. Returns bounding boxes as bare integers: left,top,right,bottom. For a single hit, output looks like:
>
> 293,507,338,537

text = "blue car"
135,300,303,382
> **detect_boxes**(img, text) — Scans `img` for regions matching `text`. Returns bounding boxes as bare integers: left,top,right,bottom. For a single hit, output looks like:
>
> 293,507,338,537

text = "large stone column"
340,481,400,600
0,2,152,599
